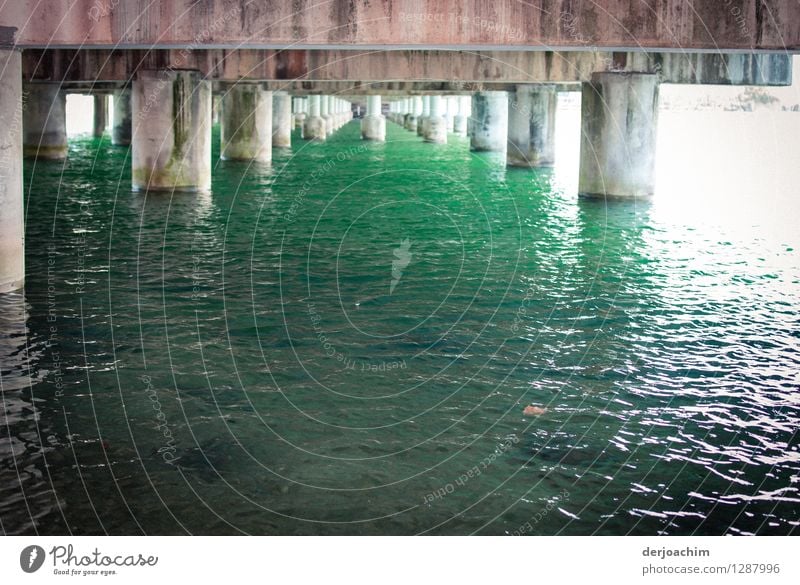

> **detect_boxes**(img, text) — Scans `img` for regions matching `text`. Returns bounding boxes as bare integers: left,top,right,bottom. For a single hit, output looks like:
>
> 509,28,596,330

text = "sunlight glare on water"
1,95,798,535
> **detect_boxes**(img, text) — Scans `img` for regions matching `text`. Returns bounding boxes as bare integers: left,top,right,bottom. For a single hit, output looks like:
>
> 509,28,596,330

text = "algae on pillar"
507,85,557,167
0,49,24,292
272,92,292,148
304,95,326,140
220,83,272,162
23,83,67,160
361,95,386,141
423,95,447,144
579,73,659,198
470,91,508,152
132,70,212,191
112,88,132,146
93,94,108,138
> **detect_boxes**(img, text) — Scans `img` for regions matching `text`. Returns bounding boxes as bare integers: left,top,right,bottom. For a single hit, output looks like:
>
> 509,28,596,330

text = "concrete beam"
3,1,800,52
21,49,792,87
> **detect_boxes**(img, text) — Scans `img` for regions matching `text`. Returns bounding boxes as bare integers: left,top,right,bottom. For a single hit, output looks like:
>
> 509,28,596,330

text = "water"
2,108,799,535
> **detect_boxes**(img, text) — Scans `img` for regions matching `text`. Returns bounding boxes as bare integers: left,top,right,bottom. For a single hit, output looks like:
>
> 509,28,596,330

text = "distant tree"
737,87,780,106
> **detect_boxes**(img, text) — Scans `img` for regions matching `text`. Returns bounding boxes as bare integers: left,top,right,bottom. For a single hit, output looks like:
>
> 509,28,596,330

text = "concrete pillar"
0,50,24,292
424,95,447,144
330,97,338,129
212,94,220,124
321,96,334,136
293,98,306,130
361,95,386,141
93,94,107,138
443,96,455,132
507,85,557,167
132,70,212,191
112,88,132,146
272,92,292,148
579,73,659,198
304,95,326,140
23,84,67,160
219,83,272,162
417,95,431,136
453,96,469,135
470,91,508,152
406,96,422,132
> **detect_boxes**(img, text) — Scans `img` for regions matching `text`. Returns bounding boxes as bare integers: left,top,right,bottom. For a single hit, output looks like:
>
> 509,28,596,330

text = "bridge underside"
2,0,799,292
23,49,792,91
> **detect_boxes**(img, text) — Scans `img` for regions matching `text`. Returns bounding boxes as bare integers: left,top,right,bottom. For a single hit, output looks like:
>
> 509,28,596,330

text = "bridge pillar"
0,50,24,292
470,91,508,152
335,99,343,127
212,94,220,125
405,96,422,132
293,97,306,131
424,95,447,144
23,83,67,160
507,85,557,167
361,95,386,141
132,70,212,191
219,82,271,163
321,96,334,136
417,96,430,136
304,95,326,140
579,73,659,198
93,94,107,138
272,92,292,148
453,96,469,135
112,88,132,146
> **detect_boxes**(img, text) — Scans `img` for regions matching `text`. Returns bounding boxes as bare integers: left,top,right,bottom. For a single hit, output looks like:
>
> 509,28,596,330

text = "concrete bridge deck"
2,0,800,52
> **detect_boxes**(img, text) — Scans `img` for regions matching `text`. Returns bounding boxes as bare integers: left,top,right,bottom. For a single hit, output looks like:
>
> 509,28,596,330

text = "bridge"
0,0,798,291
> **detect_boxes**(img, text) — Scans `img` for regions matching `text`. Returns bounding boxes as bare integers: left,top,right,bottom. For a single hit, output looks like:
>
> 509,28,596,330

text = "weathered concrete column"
112,88,132,146
23,83,67,160
220,83,272,162
453,96,469,135
0,50,24,292
405,96,422,132
361,95,386,141
212,94,220,124
304,95,326,140
417,95,430,136
321,96,334,135
93,94,107,137
272,92,292,148
507,85,557,167
132,70,212,191
579,73,659,198
335,99,343,127
470,91,508,152
293,98,306,130
445,96,456,132
401,98,411,128
424,95,447,144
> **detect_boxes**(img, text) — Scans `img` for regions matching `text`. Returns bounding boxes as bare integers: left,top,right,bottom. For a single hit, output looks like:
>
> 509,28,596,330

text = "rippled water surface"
2,108,799,535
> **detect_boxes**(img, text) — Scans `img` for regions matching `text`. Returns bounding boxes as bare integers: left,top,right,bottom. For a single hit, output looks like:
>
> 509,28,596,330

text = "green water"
2,114,799,535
